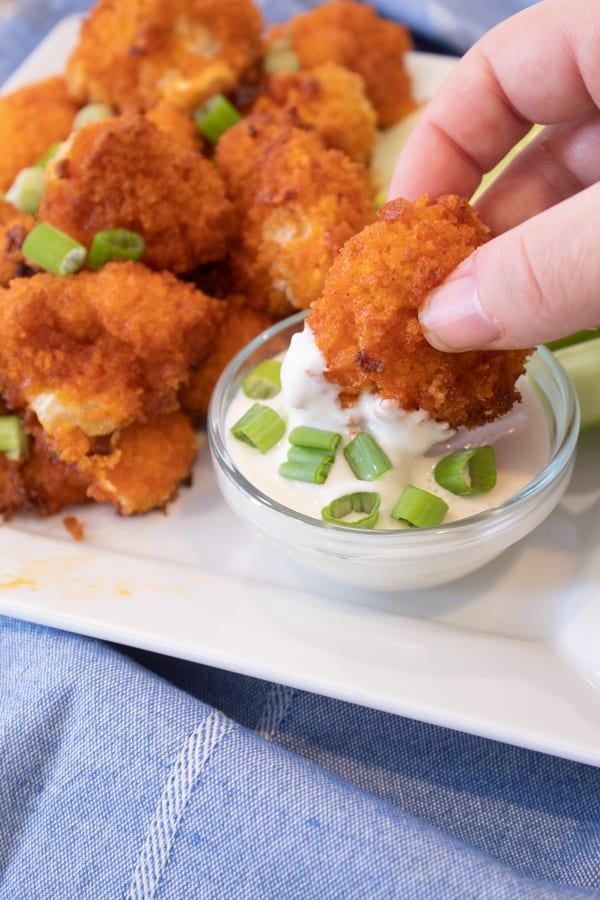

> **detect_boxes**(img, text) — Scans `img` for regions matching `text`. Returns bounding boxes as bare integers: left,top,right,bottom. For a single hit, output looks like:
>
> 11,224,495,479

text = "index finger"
389,0,600,202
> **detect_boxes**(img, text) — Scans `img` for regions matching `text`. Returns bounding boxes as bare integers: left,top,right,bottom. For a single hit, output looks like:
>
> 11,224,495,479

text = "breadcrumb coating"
180,294,274,419
253,62,377,164
145,100,204,152
266,0,415,127
40,114,234,273
0,200,35,286
65,0,264,112
216,114,376,316
309,195,532,429
0,262,224,460
0,77,78,192
82,411,198,515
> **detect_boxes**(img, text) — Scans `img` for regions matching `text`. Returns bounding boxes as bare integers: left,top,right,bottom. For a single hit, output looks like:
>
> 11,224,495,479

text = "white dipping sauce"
225,325,550,528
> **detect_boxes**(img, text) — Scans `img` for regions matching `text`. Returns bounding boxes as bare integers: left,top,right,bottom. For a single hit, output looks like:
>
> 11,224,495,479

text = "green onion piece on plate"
0,414,27,460
72,102,115,131
288,425,341,453
5,166,46,214
193,94,241,144
230,403,285,453
87,228,145,271
242,360,282,399
279,445,335,484
22,223,87,276
434,445,496,496
322,491,381,529
344,432,392,481
391,484,448,528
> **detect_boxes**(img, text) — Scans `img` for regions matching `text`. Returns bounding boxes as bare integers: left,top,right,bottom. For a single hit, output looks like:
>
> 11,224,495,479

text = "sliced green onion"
373,190,386,210
87,228,145,271
0,415,27,460
322,491,381,529
193,94,241,144
263,39,300,74
230,403,285,453
288,426,341,453
22,223,87,276
242,359,282,399
4,166,46,214
279,445,334,484
343,432,392,481
35,142,63,168
434,445,496,496
72,102,115,131
391,485,448,528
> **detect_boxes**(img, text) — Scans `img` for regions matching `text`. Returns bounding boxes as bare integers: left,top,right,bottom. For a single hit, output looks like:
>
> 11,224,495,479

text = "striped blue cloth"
1,2,599,899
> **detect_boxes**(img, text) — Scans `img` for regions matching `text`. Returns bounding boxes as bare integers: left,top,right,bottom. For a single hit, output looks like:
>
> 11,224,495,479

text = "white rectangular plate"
2,16,599,766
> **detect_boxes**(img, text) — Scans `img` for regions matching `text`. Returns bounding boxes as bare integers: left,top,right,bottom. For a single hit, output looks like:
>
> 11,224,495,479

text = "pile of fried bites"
0,0,530,529
0,0,417,523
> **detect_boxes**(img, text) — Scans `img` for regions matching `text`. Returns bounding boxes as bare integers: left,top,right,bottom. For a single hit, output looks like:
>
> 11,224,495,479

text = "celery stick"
554,337,600,429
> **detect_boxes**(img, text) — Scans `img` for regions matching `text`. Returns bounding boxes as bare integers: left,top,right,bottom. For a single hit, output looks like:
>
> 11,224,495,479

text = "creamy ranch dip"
225,325,550,528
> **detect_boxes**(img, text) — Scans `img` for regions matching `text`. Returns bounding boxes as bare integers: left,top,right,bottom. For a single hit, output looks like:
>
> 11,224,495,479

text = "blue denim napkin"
1,617,598,899
1,2,599,898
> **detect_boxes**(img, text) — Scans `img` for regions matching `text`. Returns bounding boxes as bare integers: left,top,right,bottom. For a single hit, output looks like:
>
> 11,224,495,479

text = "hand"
389,0,600,350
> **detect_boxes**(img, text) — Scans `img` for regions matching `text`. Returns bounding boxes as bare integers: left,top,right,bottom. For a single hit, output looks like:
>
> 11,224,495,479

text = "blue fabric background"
1,2,599,898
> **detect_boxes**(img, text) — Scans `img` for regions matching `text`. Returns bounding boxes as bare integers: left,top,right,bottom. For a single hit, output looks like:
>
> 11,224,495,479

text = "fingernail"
419,263,499,351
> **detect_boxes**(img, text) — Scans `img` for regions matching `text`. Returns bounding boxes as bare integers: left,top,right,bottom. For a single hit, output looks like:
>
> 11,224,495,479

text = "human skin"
389,0,600,350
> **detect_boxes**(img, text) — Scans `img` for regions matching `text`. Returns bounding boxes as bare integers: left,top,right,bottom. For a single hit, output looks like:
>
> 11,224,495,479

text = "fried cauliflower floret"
0,201,35,286
81,412,197,515
0,77,78,192
65,0,264,112
253,62,377,164
0,262,224,461
180,294,274,419
145,100,204,151
309,195,532,429
266,0,415,127
216,114,376,317
39,114,233,273
0,455,27,518
21,421,92,516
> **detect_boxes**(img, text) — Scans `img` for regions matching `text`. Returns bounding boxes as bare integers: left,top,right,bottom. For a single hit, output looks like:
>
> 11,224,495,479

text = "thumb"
418,185,600,351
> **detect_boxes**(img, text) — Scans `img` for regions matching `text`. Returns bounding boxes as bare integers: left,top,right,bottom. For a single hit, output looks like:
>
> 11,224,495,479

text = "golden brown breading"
21,422,92,516
0,262,224,461
265,0,415,127
66,0,264,112
180,294,274,419
0,455,27,519
0,201,35,286
39,114,234,273
145,100,204,152
83,411,198,515
0,76,78,192
216,114,376,316
253,62,377,164
309,195,531,429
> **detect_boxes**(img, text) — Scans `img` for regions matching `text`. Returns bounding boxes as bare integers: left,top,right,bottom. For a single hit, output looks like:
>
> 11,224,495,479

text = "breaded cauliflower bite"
181,294,274,419
0,261,224,462
145,100,204,152
0,200,35,286
216,114,376,317
265,0,415,127
253,62,377,164
0,77,78,192
82,412,198,515
309,195,532,430
65,0,264,112
39,114,233,273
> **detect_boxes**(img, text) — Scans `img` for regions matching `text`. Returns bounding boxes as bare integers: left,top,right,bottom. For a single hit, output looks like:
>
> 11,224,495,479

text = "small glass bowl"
208,312,580,591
